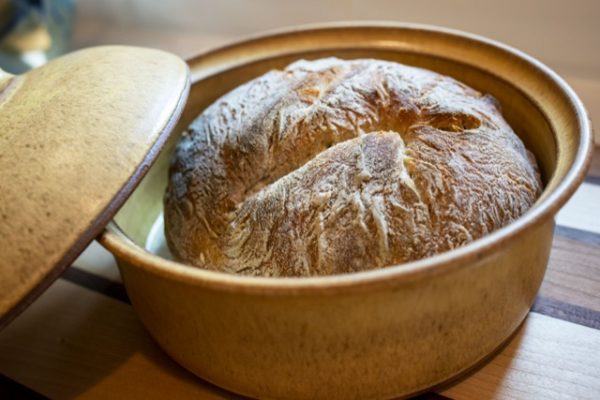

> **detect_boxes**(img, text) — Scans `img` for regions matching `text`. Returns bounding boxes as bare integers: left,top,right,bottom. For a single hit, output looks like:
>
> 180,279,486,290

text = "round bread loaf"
164,58,542,277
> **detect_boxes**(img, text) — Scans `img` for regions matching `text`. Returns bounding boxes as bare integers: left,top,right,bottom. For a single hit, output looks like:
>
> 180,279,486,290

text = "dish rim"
100,21,593,294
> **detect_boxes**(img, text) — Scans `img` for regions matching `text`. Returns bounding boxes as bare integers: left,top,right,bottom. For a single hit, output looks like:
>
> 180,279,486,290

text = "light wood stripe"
556,182,600,234
440,312,600,399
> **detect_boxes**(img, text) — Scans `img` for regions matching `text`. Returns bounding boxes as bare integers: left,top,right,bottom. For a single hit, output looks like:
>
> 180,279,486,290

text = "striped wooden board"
0,148,598,399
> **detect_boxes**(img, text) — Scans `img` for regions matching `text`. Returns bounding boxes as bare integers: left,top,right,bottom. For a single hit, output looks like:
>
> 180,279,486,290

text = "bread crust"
164,58,542,276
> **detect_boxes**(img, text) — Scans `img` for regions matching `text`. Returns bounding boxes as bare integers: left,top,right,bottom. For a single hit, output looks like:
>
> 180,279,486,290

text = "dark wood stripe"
532,296,600,330
62,267,130,304
0,373,48,399
412,393,453,399
541,234,600,314
584,175,600,186
589,147,600,176
555,225,600,246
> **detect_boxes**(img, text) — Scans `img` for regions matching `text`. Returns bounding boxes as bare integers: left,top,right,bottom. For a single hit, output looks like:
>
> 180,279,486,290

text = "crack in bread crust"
164,58,542,277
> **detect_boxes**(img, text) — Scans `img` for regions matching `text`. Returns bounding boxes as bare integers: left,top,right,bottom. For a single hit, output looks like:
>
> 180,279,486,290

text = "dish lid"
0,46,190,329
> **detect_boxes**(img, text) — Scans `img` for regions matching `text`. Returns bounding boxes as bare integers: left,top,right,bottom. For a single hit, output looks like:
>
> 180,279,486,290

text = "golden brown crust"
164,58,542,277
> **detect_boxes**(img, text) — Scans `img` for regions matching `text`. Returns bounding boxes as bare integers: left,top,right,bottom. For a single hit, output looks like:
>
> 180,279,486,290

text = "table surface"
1,30,600,399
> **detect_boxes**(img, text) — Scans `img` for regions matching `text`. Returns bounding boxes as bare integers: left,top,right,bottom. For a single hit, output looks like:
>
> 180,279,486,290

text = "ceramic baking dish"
98,23,592,399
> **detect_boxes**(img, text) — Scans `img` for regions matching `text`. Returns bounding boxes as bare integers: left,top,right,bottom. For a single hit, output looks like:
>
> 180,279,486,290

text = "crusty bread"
164,57,542,277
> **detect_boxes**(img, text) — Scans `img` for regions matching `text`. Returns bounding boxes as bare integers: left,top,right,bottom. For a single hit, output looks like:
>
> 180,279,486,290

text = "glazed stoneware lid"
0,46,190,329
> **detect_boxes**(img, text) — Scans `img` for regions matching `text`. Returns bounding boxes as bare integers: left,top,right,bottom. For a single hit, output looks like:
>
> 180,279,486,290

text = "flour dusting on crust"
164,58,542,277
